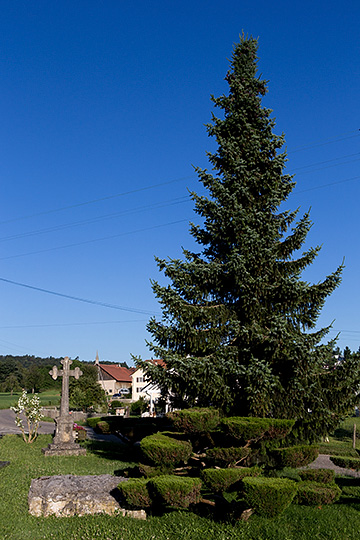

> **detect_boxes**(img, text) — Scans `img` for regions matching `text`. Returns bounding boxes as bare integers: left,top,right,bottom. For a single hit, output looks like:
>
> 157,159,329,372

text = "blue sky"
0,1,359,364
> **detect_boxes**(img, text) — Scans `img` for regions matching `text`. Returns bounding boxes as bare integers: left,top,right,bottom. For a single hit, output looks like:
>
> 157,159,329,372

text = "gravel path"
304,454,360,478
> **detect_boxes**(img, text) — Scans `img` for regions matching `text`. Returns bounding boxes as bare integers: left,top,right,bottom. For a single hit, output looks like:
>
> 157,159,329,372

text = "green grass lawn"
1,434,360,540
319,417,360,457
0,390,60,410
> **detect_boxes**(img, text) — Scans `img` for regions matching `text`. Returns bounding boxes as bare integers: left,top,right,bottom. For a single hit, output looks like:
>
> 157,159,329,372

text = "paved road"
0,409,55,436
0,409,123,443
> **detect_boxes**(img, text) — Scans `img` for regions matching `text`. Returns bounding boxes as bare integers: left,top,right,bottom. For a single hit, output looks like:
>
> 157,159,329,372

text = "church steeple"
95,351,99,365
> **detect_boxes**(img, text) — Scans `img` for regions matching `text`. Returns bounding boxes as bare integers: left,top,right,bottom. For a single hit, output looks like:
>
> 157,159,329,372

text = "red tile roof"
98,364,135,382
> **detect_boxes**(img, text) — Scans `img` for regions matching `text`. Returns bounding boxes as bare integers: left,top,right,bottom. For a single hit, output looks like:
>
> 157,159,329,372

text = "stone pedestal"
43,416,86,456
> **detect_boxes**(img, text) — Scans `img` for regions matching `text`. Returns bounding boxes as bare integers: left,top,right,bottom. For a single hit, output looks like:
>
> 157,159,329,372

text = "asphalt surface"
0,408,123,443
0,408,55,436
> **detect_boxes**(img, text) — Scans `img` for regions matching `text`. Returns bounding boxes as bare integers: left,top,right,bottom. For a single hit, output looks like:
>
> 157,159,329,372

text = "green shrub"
138,463,172,478
202,466,262,494
243,477,297,518
86,417,101,428
111,400,124,408
220,417,294,443
273,445,319,468
329,455,360,470
270,467,301,482
298,468,335,484
118,478,151,508
131,397,149,416
149,475,202,508
96,421,111,434
206,446,249,467
336,477,360,498
140,433,192,467
167,408,220,434
295,481,341,505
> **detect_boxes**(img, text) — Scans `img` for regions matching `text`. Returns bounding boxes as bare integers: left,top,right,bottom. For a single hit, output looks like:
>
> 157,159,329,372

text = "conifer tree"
143,36,360,440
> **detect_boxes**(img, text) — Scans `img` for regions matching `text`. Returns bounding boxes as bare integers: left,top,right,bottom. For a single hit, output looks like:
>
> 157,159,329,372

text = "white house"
131,359,165,413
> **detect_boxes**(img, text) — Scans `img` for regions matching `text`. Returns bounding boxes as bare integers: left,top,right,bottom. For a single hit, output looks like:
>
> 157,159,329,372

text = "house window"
136,377,144,383
136,387,144,393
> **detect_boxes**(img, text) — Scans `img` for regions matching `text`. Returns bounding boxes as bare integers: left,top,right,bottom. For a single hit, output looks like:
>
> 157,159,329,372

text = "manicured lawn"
319,417,360,456
0,392,22,410
0,390,60,410
1,434,360,539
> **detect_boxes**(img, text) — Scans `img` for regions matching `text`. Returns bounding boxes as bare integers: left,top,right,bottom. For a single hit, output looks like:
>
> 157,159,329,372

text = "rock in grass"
28,474,146,519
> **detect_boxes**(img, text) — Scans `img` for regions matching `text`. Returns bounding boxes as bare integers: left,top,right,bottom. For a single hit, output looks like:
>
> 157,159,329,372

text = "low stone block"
28,474,146,519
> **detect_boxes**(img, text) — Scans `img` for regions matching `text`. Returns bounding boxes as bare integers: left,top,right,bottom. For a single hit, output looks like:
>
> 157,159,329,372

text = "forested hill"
0,354,63,369
0,355,64,393
0,355,129,393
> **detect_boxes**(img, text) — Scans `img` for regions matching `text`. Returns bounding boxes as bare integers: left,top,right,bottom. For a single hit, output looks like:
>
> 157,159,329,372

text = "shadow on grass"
84,439,136,469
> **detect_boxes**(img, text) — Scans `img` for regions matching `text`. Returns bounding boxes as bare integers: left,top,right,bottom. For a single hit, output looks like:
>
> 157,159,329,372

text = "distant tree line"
0,355,63,394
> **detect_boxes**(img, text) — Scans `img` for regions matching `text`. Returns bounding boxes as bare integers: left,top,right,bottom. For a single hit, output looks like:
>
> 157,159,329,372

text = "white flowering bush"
10,390,44,443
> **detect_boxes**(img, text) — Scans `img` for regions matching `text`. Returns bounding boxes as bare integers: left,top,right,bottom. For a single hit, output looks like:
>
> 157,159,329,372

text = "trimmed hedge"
96,421,111,434
220,417,294,443
202,466,262,494
243,477,297,518
329,455,360,470
138,463,172,478
118,478,151,508
298,468,335,484
167,408,220,434
140,433,192,467
295,481,341,505
149,475,202,508
205,446,249,467
86,417,101,428
273,445,319,468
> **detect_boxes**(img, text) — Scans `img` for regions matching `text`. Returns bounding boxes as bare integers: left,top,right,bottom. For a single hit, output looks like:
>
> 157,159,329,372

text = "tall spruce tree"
142,36,360,440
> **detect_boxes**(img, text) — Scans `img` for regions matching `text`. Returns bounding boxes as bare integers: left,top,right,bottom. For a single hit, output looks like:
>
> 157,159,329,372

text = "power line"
0,276,159,315
0,319,148,329
288,129,359,153
0,196,190,243
1,129,358,227
295,175,360,195
0,174,195,225
289,152,360,172
0,218,189,261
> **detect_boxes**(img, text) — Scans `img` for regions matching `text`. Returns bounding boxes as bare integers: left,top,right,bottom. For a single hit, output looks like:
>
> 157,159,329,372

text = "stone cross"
42,356,86,456
50,357,82,416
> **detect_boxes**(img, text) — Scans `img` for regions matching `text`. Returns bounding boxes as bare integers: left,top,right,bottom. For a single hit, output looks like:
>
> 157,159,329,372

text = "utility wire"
295,175,360,194
0,175,195,225
1,130,358,226
0,218,189,261
0,320,148,329
288,129,359,153
0,276,159,315
0,196,190,243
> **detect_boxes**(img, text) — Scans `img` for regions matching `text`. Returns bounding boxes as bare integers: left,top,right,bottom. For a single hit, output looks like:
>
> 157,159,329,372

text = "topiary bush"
118,478,152,508
329,456,360,470
273,445,319,468
140,433,192,467
138,463,173,478
205,446,250,467
220,417,294,443
202,466,262,494
167,408,220,434
149,475,202,509
243,477,298,518
96,420,111,434
298,468,335,484
295,481,341,505
86,417,101,428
